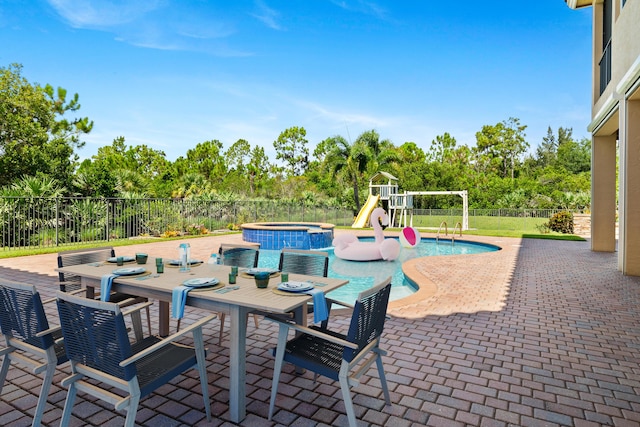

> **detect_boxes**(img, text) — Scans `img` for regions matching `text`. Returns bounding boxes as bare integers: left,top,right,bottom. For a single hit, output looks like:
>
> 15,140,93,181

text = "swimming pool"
257,237,500,304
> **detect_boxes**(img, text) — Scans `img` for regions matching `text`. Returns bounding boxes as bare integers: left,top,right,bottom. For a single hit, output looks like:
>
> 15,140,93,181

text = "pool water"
257,237,500,305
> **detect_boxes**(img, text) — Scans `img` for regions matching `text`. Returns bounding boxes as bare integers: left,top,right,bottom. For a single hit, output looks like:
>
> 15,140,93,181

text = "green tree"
557,136,591,174
174,139,226,183
534,126,557,169
247,146,270,195
77,137,171,197
474,117,529,180
273,126,309,176
225,139,251,174
0,63,92,189
320,135,368,211
316,130,399,212
427,132,457,163
355,129,400,178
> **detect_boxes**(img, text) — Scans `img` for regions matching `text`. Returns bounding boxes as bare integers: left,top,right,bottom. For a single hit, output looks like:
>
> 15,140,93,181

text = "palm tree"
322,135,368,212
322,130,400,212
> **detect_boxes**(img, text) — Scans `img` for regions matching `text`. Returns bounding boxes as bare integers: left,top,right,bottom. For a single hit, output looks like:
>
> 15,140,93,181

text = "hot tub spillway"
241,222,335,250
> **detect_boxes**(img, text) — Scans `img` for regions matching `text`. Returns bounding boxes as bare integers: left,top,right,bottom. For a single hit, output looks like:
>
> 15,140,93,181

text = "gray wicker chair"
0,281,68,427
278,248,329,277
278,249,330,326
56,291,215,427
219,243,260,269
57,247,152,336
267,276,392,427
217,243,260,344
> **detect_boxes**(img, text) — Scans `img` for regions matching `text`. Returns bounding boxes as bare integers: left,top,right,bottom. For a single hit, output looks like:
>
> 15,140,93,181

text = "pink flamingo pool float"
333,208,400,261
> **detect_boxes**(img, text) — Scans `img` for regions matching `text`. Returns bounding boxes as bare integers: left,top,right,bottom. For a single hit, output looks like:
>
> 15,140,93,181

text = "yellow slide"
352,194,380,228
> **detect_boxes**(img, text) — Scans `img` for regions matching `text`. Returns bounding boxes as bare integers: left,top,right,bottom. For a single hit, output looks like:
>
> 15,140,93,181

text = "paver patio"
1,231,639,426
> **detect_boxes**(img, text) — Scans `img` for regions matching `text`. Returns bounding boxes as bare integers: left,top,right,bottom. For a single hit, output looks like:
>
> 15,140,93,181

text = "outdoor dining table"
56,257,348,423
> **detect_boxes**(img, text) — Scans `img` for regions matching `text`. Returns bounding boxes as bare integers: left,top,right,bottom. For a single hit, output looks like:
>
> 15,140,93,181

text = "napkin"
100,274,117,302
304,288,328,324
172,285,191,319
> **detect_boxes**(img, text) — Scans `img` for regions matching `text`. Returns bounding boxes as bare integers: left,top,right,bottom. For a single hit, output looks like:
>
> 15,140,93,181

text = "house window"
600,0,613,94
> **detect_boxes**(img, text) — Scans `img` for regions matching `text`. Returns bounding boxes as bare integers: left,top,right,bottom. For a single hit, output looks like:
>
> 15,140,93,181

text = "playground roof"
369,171,398,183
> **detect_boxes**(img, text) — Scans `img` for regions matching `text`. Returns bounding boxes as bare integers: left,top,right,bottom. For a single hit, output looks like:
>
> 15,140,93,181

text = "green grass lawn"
408,214,550,233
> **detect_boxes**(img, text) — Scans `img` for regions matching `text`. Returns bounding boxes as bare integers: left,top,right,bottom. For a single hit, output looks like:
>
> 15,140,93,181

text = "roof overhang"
369,171,398,183
566,0,592,9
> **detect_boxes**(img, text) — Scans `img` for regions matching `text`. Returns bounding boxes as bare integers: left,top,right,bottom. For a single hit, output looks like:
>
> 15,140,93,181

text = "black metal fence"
0,197,576,251
0,197,355,250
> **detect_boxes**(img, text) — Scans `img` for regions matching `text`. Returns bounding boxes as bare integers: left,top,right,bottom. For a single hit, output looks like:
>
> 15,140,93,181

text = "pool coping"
241,221,335,231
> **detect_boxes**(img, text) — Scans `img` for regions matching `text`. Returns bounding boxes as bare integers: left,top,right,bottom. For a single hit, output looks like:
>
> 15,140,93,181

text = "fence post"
55,197,59,247
106,199,110,242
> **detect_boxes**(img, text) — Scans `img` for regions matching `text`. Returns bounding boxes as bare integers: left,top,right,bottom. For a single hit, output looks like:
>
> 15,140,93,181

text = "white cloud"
251,0,282,30
328,0,390,21
46,0,163,28
45,0,250,56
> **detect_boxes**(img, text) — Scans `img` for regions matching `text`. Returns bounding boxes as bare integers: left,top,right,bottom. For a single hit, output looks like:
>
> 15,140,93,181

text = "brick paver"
1,232,640,426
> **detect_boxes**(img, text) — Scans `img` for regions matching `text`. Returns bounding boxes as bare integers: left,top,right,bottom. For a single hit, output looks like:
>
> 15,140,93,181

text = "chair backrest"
56,291,135,381
0,280,55,351
219,243,260,268
344,276,392,362
278,249,329,277
57,247,116,292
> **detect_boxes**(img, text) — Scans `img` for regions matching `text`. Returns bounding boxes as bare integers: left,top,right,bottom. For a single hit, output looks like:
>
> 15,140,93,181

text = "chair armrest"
43,288,87,305
120,314,217,367
35,326,62,338
120,301,154,318
325,297,352,309
265,316,358,349
41,296,57,305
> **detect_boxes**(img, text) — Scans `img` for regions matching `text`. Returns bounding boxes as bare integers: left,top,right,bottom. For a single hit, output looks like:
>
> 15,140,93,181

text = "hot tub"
241,222,335,250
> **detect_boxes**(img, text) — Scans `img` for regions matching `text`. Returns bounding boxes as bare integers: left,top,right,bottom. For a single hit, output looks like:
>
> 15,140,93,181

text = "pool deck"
2,230,640,426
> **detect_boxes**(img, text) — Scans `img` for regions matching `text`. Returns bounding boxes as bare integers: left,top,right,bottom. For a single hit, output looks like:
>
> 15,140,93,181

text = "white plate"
113,267,146,276
107,256,135,263
277,281,314,292
183,278,220,288
245,268,278,276
168,259,202,266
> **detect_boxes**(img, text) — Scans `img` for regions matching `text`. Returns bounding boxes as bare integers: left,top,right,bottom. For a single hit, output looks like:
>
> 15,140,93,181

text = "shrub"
187,224,209,235
161,230,181,238
547,211,574,234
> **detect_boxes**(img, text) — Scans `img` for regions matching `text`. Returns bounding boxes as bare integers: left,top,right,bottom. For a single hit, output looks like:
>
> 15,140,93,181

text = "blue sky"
1,1,592,162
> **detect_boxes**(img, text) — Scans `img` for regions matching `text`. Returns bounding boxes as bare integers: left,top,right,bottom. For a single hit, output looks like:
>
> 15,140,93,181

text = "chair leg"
130,310,144,341
252,313,260,328
339,374,358,427
193,327,212,421
268,324,288,420
218,313,225,345
32,362,56,427
375,351,391,405
0,351,11,394
124,395,140,427
59,382,78,427
145,305,152,335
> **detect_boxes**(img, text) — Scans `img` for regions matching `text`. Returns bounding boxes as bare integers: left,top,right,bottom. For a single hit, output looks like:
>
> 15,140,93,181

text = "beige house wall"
569,0,640,276
621,98,640,275
591,134,617,252
593,0,640,115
